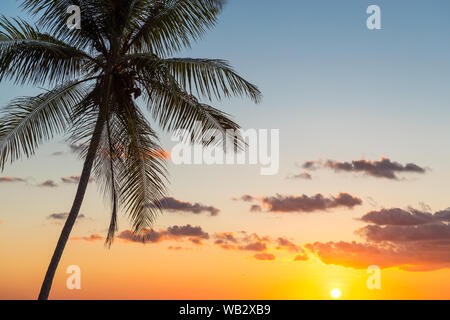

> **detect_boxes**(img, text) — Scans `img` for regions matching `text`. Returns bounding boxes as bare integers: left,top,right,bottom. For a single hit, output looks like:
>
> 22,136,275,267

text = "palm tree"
0,0,261,300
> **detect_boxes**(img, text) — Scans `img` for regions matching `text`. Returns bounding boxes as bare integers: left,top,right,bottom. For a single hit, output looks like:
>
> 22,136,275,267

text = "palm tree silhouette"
0,0,261,300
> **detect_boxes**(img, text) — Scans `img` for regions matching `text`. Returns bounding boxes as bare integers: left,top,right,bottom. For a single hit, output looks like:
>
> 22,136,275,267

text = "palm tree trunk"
37,110,106,300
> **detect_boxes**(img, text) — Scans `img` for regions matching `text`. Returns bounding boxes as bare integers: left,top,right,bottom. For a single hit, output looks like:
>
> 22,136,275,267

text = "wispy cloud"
235,193,362,213
73,228,309,263
0,176,26,183
359,208,450,226
38,180,58,188
286,171,312,180
146,197,220,216
117,224,210,245
61,175,93,184
72,234,104,242
47,213,86,223
301,157,426,180
254,253,276,261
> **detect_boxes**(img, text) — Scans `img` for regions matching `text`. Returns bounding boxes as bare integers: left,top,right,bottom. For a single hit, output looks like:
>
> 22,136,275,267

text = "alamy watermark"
366,265,381,290
66,265,81,290
66,5,81,30
170,122,280,176
367,5,381,30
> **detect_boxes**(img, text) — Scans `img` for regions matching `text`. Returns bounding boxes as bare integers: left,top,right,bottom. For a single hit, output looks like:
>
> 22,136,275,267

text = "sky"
1,0,450,299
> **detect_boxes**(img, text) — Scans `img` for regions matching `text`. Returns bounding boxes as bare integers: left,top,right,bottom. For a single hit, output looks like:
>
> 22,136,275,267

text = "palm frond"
138,73,244,149
94,114,124,246
164,58,261,102
0,79,92,170
117,103,168,232
123,0,226,56
0,16,97,86
21,0,111,53
123,53,261,102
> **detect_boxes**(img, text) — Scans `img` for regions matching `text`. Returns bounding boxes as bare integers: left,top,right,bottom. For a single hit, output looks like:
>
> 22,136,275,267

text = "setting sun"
331,289,341,299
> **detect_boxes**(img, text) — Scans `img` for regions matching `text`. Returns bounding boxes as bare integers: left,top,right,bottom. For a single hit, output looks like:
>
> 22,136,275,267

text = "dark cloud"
47,213,86,222
239,242,267,252
276,237,309,260
118,229,165,243
215,232,239,243
302,158,426,180
302,160,318,170
250,205,262,212
359,207,450,227
356,223,450,242
117,224,209,245
307,205,450,272
276,237,300,252
360,208,434,226
306,240,450,272
254,253,276,261
38,180,58,188
214,232,270,252
261,193,362,213
147,197,220,216
233,194,255,202
167,225,209,239
0,176,26,183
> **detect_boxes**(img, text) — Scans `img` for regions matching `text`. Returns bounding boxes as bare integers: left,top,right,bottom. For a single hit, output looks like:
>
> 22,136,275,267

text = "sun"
330,288,341,299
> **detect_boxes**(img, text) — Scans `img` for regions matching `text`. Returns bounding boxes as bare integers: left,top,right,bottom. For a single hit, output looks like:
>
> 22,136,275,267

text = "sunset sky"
2,0,450,299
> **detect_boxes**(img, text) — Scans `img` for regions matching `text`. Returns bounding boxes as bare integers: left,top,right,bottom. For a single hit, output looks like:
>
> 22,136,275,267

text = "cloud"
214,232,270,252
359,208,446,226
146,197,220,216
213,233,308,260
75,227,309,263
250,205,262,212
232,194,255,202
72,234,104,242
301,157,426,180
51,151,65,156
61,175,93,184
276,237,301,252
254,253,276,261
259,193,362,213
47,213,86,222
239,242,267,252
356,223,450,242
117,224,209,245
69,143,85,153
307,206,450,272
167,225,209,239
0,176,26,183
276,237,309,260
168,246,192,251
214,232,239,243
294,254,308,261
306,240,450,272
38,180,58,188
287,171,312,180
